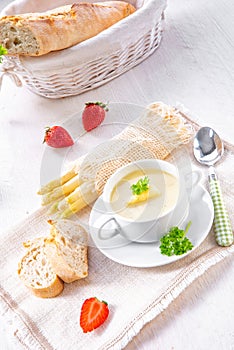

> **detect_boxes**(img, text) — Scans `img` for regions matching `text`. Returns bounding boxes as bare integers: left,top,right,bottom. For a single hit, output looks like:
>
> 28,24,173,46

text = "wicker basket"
0,0,167,99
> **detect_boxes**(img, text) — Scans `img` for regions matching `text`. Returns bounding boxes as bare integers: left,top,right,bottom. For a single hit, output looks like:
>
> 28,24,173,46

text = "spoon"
193,126,233,247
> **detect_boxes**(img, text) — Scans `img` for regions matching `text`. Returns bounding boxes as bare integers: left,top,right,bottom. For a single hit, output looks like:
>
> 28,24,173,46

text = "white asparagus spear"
41,174,82,205
59,199,87,218
60,186,98,218
57,181,95,211
47,201,59,215
38,168,77,195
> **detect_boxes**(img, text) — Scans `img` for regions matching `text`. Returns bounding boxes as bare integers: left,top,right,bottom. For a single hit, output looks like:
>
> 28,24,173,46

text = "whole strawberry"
80,297,109,333
43,126,74,148
82,102,108,131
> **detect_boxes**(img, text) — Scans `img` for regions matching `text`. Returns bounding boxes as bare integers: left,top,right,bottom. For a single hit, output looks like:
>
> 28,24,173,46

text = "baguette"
45,220,88,283
18,237,64,298
0,1,136,56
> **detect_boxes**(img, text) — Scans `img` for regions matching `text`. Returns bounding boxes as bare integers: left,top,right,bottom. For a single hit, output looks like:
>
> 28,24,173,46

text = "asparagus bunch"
38,167,98,218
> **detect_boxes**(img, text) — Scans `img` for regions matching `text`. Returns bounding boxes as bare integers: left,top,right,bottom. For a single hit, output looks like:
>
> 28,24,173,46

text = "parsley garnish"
0,45,8,63
131,176,149,195
159,221,193,256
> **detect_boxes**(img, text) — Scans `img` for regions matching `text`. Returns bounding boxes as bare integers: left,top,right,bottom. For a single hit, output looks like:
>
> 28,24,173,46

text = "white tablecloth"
0,0,234,349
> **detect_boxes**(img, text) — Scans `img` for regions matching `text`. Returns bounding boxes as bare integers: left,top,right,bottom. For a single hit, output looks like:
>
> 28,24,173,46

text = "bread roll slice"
0,1,136,56
45,220,88,283
18,237,64,298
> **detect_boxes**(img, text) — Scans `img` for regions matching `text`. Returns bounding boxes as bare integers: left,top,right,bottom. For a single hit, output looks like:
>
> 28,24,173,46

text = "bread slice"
0,1,136,56
45,220,88,283
18,237,64,298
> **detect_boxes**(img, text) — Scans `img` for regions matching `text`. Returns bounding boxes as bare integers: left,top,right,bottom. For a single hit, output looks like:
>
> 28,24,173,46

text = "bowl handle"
97,217,123,240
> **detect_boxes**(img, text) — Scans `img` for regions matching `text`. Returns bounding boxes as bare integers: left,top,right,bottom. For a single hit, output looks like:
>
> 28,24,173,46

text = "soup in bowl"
110,168,179,222
99,159,193,243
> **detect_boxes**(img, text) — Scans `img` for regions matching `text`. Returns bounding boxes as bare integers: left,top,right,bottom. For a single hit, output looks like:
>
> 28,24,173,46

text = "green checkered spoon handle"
209,167,233,246
194,126,233,247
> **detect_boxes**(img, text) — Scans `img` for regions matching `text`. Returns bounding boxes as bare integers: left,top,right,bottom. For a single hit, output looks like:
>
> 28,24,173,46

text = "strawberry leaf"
85,101,109,111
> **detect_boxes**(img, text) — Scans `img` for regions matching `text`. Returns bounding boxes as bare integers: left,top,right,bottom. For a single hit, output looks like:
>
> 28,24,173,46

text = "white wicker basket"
1,0,167,99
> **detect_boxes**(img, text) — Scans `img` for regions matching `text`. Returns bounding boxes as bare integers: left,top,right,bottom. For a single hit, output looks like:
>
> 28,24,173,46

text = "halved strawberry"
43,126,74,148
80,297,109,333
82,102,108,131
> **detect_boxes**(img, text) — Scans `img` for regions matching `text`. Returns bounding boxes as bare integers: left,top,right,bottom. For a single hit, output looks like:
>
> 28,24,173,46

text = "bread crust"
24,274,64,298
0,1,136,56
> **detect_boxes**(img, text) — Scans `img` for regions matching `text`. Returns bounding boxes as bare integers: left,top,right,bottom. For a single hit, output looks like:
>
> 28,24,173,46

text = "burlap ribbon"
0,57,22,91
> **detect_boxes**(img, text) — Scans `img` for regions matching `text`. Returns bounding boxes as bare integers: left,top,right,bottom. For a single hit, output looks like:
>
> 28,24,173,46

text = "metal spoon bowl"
194,127,223,166
193,126,233,247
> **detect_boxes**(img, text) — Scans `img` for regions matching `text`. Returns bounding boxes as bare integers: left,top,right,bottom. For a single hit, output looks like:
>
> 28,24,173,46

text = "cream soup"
110,169,179,222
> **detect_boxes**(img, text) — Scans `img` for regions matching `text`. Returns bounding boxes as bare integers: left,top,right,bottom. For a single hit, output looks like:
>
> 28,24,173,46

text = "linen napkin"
0,108,234,350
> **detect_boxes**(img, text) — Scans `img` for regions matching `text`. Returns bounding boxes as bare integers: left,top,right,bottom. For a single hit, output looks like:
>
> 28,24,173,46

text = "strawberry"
80,297,109,333
43,126,74,148
82,102,108,131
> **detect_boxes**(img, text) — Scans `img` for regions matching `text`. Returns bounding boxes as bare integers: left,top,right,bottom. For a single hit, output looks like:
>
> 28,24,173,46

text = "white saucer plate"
89,184,214,268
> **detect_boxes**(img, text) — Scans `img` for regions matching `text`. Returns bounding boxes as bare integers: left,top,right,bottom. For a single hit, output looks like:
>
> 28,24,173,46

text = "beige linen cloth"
0,104,234,350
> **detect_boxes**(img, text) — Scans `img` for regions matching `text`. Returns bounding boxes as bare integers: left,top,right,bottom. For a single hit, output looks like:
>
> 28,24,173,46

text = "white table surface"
1,0,234,349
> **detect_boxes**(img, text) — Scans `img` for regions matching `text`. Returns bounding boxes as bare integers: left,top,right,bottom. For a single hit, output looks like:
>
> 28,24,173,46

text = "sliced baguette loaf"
45,220,88,283
0,1,136,56
18,237,64,298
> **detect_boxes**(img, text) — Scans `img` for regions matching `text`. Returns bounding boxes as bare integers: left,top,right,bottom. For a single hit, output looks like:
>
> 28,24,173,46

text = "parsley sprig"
159,221,193,256
131,176,149,195
0,45,8,63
